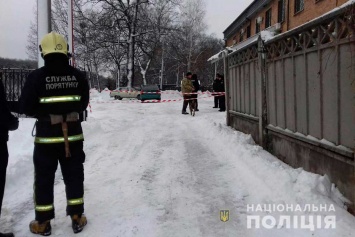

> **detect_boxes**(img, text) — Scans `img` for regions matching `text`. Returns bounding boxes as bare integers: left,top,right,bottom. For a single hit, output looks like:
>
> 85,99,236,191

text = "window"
232,35,237,44
239,30,243,42
278,0,285,23
246,25,251,38
294,0,304,14
265,8,272,28
255,20,260,34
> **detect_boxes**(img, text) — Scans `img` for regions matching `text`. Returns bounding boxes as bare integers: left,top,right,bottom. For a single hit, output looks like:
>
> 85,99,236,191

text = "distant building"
223,0,349,47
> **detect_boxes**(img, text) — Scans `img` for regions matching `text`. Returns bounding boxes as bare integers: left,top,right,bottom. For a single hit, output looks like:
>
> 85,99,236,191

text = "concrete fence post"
258,36,268,149
223,50,230,126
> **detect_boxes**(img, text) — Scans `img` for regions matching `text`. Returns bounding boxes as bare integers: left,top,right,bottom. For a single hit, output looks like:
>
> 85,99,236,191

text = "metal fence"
0,68,33,112
225,4,355,210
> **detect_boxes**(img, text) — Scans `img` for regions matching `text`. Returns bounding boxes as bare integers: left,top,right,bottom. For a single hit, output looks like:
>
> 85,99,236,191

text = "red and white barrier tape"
91,89,225,95
89,94,214,105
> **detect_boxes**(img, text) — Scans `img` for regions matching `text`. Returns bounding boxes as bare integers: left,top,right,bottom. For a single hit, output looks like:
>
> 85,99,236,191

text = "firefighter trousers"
0,142,8,218
33,141,85,222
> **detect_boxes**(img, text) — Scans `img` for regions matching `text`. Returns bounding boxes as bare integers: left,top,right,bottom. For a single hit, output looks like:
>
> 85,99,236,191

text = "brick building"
223,0,349,47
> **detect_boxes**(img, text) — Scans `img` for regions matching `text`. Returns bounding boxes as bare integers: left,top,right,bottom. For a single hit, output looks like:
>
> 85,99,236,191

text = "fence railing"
0,68,33,113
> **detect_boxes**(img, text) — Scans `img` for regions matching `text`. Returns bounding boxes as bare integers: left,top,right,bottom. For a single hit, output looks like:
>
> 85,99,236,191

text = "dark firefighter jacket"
19,54,90,141
0,81,19,141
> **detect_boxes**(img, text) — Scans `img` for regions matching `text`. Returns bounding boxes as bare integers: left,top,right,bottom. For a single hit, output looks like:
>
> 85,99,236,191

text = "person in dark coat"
213,73,225,112
191,74,200,111
212,74,219,108
0,78,18,237
20,32,89,236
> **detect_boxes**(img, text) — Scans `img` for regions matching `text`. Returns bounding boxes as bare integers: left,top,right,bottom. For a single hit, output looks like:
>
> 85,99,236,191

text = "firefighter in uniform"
20,32,89,236
0,77,18,237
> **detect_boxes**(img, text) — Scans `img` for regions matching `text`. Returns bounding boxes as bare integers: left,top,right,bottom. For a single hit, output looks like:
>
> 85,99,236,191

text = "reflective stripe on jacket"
39,95,81,103
35,134,84,144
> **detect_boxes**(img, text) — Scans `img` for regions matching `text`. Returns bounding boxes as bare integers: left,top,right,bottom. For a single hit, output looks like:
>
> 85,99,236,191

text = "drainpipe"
287,0,290,31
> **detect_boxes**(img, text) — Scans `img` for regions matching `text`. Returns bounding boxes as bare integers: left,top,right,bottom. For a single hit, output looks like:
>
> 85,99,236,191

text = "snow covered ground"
1,90,355,237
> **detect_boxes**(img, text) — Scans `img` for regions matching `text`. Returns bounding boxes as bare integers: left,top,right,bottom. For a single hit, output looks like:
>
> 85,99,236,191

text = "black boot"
0,232,15,237
71,214,87,234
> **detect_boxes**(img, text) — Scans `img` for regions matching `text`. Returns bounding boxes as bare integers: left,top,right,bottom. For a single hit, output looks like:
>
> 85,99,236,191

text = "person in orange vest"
0,78,18,237
20,32,89,236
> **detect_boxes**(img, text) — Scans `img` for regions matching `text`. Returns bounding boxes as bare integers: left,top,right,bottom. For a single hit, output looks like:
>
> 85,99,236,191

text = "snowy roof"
207,30,276,63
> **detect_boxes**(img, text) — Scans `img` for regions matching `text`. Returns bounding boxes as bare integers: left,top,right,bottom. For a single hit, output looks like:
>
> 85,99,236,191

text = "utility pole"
68,0,74,66
37,0,51,68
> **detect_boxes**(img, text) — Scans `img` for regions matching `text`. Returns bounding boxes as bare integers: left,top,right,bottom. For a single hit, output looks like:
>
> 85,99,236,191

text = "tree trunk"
126,0,139,88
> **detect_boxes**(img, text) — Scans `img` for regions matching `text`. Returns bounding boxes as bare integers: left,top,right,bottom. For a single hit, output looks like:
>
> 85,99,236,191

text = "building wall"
289,0,348,29
225,0,350,47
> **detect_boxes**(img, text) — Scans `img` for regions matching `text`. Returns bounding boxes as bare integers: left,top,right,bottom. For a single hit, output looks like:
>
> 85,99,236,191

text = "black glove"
8,115,19,131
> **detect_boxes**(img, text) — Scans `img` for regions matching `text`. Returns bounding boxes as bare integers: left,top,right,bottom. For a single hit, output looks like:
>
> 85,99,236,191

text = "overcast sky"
0,0,253,60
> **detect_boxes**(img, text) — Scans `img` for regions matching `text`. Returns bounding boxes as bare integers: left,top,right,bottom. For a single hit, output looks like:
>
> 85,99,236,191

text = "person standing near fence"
213,73,226,112
0,79,18,237
191,74,200,111
20,32,89,236
212,74,220,108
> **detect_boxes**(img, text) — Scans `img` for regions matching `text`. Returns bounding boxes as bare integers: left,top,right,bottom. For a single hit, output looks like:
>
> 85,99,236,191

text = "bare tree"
26,5,38,62
177,0,206,71
135,0,179,85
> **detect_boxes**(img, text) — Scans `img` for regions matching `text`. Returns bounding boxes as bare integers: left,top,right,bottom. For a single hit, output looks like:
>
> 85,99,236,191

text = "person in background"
212,74,220,108
20,32,89,236
181,72,195,115
213,73,226,112
0,79,19,237
218,74,226,112
191,74,200,111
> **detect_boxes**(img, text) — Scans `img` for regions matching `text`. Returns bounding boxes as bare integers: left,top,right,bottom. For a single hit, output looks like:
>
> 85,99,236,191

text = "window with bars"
265,8,272,28
278,0,285,23
294,0,304,14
